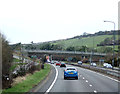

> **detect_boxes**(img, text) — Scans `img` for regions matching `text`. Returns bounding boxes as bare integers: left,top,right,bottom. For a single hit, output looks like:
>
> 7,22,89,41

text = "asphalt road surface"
35,64,119,94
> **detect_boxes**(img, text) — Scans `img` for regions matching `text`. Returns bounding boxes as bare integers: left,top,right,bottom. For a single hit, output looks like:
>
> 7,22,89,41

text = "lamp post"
93,35,94,60
90,35,94,64
82,38,83,60
104,20,115,67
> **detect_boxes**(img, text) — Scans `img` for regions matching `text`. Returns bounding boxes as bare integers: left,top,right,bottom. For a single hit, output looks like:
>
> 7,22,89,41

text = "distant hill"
11,30,119,53
64,30,118,40
50,30,118,48
52,35,119,50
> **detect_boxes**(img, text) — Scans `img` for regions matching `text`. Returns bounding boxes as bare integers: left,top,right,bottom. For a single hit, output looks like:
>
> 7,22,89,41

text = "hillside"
11,30,119,53
52,35,118,49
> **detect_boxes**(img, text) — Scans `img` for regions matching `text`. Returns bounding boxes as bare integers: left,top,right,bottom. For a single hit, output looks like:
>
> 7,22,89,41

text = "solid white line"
45,64,58,94
81,67,120,83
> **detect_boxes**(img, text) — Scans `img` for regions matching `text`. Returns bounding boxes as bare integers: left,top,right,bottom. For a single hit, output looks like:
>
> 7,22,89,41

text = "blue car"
64,67,78,80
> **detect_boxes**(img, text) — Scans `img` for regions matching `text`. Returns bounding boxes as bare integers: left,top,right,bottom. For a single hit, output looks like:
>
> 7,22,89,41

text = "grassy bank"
2,64,50,94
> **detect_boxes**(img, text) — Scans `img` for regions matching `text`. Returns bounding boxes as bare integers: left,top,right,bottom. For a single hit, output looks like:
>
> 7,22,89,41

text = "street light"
90,35,94,64
104,20,116,67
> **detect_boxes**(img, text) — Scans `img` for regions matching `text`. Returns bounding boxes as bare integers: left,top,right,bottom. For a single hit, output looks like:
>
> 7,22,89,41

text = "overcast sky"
0,0,119,44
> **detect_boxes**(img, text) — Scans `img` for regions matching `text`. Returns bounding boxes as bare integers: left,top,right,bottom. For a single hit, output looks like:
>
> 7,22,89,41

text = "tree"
66,46,75,51
77,46,89,52
10,42,21,50
1,33,13,89
41,43,52,50
52,44,63,50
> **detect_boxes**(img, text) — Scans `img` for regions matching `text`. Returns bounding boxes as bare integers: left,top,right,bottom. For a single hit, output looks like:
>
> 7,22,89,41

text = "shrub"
17,66,26,76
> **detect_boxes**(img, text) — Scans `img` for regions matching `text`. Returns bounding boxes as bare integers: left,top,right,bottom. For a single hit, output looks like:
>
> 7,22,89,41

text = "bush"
17,66,26,76
28,65,37,74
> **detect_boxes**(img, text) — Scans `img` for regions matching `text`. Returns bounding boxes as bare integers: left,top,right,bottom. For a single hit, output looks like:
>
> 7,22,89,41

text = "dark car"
60,62,66,67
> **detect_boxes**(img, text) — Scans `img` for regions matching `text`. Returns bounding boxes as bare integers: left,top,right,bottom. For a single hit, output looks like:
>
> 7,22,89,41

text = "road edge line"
45,64,58,93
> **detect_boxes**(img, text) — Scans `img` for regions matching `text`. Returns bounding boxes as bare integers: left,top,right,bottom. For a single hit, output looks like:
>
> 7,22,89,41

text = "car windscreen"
61,63,65,64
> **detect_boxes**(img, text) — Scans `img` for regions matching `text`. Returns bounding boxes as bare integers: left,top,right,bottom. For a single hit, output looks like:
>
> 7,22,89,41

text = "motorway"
31,64,119,94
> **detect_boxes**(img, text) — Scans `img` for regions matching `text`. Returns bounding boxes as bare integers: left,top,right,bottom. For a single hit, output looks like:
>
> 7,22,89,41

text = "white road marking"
81,67,120,83
83,77,85,79
86,80,88,82
94,90,97,93
89,84,92,87
45,64,58,94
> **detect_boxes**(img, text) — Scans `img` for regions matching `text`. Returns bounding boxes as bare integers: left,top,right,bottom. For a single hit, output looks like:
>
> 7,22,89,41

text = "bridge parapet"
24,50,106,56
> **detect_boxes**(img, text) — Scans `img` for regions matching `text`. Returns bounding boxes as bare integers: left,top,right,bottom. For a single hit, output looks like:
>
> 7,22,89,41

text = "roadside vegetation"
13,58,21,62
1,33,13,89
1,32,51,93
9,58,26,72
2,64,50,93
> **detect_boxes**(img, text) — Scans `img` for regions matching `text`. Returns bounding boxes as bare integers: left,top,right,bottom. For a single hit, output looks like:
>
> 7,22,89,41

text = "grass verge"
2,64,50,94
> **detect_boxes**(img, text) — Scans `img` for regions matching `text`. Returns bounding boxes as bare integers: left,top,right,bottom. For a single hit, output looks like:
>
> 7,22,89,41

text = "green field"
53,35,118,50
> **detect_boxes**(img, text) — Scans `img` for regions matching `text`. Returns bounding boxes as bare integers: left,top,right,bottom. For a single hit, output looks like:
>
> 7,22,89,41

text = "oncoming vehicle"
90,63,96,67
106,64,113,69
78,61,82,65
103,63,109,68
103,63,113,69
64,67,78,80
60,62,66,67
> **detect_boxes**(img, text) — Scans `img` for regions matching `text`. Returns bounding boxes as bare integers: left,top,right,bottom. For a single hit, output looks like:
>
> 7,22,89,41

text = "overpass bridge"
24,50,106,62
25,50,106,56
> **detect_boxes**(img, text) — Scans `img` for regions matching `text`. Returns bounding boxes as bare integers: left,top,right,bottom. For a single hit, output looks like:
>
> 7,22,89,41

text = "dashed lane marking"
89,84,92,87
94,90,97,93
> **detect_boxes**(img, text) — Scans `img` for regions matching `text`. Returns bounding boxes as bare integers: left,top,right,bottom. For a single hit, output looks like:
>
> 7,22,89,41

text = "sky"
0,0,119,44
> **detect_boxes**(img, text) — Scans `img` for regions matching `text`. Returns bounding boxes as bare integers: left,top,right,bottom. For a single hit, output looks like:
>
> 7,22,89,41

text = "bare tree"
1,33,13,89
